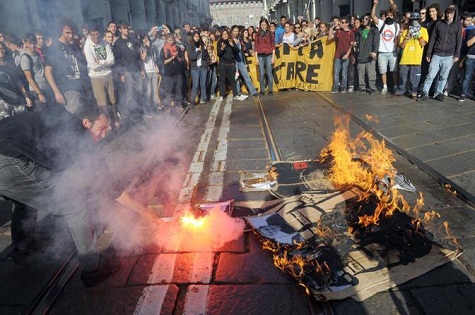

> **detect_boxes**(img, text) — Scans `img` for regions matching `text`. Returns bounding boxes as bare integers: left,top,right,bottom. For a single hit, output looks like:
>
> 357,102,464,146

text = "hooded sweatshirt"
427,19,463,59
83,36,115,78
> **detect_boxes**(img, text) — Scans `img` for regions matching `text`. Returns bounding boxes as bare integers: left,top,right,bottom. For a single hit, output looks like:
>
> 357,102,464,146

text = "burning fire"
179,212,208,230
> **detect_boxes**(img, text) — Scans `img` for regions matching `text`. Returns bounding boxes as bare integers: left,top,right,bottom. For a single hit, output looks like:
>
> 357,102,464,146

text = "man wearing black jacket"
113,20,145,120
355,14,379,94
418,5,462,102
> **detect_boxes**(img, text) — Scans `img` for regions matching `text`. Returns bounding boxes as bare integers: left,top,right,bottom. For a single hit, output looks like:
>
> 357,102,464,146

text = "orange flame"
180,212,207,230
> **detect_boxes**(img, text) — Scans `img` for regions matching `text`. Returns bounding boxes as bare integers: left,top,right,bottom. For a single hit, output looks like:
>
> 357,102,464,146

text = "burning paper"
241,116,461,301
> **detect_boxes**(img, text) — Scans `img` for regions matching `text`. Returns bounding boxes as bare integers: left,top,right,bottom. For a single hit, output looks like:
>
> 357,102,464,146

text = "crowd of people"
0,0,474,287
0,1,474,126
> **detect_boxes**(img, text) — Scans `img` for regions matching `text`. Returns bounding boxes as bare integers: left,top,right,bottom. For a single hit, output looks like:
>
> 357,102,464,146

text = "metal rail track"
25,107,192,315
253,95,334,315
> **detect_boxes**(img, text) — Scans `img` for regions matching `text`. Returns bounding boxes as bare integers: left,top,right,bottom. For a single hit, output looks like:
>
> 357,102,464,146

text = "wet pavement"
1,90,474,314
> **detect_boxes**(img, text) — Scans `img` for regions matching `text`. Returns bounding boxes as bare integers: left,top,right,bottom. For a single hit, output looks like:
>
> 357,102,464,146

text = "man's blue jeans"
191,67,209,103
236,61,257,95
257,54,273,93
422,55,453,96
461,57,475,96
333,58,349,90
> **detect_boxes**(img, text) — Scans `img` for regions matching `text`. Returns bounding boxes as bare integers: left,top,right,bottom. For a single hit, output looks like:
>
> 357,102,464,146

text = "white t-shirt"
377,19,400,53
282,33,296,45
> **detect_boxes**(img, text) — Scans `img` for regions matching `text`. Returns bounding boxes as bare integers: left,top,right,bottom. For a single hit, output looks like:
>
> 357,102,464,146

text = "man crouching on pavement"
0,105,157,287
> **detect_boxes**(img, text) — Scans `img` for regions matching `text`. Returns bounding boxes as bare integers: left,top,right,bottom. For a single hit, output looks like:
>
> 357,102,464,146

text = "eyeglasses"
295,26,301,29
175,32,182,35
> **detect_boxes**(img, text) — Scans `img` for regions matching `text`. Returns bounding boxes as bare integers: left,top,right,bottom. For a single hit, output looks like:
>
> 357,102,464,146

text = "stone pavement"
1,91,475,314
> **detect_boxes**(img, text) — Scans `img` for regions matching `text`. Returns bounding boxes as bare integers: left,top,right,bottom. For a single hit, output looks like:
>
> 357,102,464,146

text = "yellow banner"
246,37,336,92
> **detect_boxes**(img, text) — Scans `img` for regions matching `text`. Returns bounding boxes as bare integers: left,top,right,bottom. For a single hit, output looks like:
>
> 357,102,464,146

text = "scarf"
163,42,177,58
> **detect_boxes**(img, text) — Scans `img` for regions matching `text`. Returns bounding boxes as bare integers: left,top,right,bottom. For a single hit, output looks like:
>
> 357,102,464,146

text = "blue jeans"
236,61,257,95
398,65,421,94
461,57,475,96
422,55,453,96
191,67,209,103
257,54,273,93
333,58,349,90
0,153,105,271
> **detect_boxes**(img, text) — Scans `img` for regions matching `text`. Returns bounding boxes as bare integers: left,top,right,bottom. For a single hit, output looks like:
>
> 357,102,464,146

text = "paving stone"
330,290,421,315
410,283,475,315
426,152,475,177
129,253,215,285
406,143,461,162
397,260,474,291
206,284,314,315
225,158,270,172
433,206,475,238
64,257,138,292
227,139,268,151
51,285,178,315
216,251,294,284
225,148,269,160
229,126,264,138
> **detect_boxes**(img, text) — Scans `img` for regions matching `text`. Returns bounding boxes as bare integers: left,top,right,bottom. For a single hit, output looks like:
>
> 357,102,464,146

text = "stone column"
129,0,147,30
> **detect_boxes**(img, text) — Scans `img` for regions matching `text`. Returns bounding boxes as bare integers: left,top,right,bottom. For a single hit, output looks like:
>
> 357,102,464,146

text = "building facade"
0,0,211,36
210,0,265,27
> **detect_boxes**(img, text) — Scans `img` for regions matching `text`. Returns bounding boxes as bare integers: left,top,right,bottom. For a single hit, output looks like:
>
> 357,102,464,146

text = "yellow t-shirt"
399,27,429,65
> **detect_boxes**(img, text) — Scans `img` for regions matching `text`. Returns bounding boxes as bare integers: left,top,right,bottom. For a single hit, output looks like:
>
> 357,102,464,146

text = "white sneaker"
443,90,448,97
217,96,223,101
210,94,217,100
348,86,354,93
381,87,388,95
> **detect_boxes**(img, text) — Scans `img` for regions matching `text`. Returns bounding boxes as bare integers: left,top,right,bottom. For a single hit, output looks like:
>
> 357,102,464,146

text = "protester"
355,14,379,94
396,12,428,98
231,25,257,99
113,20,146,120
372,0,400,95
20,33,51,108
161,33,187,112
329,16,355,94
254,18,275,96
217,29,240,100
187,31,210,105
84,28,120,125
418,5,462,102
0,42,32,119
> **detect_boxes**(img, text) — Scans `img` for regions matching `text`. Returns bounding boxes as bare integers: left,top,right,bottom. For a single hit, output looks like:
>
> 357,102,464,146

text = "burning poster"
243,192,462,301
239,160,415,198
241,116,462,301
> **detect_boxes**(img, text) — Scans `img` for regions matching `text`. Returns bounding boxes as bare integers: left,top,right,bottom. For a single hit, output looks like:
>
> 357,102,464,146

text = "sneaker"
199,100,207,104
369,90,376,95
381,87,388,95
210,94,217,100
411,92,417,99
417,92,428,101
252,92,259,97
240,94,249,100
81,260,121,288
217,96,223,101
443,90,448,97
268,91,273,96
394,90,405,96
434,93,446,102
348,86,354,93
259,92,265,96
340,89,347,94
458,95,466,102
331,87,338,94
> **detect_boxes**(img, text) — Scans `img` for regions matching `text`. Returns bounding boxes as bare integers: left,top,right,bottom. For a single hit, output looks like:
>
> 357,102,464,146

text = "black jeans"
218,63,238,97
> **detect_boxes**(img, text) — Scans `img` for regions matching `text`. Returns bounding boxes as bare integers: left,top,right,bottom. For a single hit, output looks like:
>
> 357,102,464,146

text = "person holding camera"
395,12,428,98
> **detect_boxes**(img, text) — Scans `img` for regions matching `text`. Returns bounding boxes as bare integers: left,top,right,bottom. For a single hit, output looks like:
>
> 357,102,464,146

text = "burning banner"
240,116,462,301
